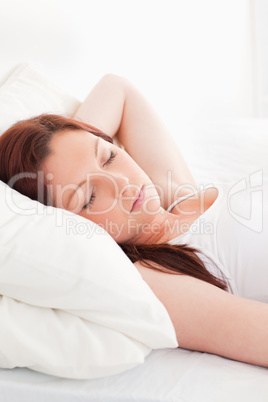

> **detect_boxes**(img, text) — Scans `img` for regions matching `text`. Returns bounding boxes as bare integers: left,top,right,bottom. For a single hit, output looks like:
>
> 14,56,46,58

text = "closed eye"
83,150,117,210
104,150,117,166
83,191,96,210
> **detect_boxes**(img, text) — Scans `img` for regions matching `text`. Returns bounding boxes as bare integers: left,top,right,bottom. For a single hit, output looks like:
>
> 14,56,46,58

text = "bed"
1,348,268,402
0,64,268,402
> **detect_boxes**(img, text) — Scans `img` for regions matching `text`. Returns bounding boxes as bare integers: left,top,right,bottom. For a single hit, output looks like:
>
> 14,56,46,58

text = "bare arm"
74,74,197,209
135,262,268,368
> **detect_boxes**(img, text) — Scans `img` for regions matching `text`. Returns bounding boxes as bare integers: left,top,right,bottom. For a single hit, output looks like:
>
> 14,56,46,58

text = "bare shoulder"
135,262,268,367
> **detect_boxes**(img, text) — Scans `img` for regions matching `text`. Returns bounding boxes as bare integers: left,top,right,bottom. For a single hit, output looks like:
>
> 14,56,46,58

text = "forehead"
43,129,96,180
50,129,95,154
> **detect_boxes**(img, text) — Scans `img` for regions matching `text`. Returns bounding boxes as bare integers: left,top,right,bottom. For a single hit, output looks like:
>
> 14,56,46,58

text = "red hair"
0,114,112,204
0,114,228,291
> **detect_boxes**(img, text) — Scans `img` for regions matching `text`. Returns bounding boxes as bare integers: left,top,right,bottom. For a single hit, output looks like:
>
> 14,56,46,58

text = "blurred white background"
0,0,267,131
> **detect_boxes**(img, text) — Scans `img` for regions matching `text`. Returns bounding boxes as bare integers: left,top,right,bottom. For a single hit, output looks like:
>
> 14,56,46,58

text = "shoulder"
167,186,219,215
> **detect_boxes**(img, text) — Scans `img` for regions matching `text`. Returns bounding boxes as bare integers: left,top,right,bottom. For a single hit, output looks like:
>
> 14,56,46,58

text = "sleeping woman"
0,74,268,368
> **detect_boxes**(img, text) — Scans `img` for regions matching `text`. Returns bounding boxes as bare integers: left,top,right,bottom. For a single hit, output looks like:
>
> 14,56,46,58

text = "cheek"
80,207,129,242
80,204,157,243
81,203,125,225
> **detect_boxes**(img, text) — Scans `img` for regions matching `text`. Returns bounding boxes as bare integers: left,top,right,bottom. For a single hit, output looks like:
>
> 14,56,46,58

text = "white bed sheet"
1,119,268,401
174,118,268,185
0,349,267,402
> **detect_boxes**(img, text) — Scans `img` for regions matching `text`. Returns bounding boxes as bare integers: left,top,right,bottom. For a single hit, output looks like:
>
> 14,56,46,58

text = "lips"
131,185,145,212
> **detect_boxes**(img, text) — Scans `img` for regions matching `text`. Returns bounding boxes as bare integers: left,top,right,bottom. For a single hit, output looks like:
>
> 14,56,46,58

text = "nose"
113,174,129,195
94,171,137,201
111,173,139,200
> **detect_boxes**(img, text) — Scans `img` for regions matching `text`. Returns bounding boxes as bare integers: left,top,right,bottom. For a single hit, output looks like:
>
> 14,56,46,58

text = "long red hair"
0,114,228,291
0,114,112,204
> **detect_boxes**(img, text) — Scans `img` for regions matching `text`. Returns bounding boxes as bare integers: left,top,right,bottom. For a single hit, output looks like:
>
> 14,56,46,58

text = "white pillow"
0,295,150,379
0,63,80,135
0,183,178,378
0,64,178,379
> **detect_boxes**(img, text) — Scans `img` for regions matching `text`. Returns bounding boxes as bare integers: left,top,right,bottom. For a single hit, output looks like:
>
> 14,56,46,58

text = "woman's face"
42,129,162,243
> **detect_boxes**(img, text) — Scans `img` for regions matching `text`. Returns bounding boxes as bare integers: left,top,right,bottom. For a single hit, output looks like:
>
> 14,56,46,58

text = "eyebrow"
66,137,99,208
95,137,100,157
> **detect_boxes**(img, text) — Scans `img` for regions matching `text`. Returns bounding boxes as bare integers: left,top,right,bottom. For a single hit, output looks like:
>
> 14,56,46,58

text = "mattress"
0,118,268,401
